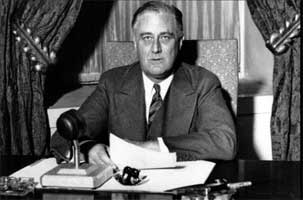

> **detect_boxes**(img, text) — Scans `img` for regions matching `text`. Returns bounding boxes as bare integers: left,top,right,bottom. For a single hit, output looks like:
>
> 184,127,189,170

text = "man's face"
133,11,183,82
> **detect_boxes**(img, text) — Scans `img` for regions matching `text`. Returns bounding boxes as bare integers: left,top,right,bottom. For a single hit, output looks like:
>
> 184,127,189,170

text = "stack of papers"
11,158,215,192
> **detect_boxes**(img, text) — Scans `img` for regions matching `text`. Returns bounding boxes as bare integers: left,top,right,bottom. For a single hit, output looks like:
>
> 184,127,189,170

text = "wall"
236,1,274,160
239,1,273,96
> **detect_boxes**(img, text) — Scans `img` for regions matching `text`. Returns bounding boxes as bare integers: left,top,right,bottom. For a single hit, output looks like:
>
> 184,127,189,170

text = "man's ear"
179,35,184,50
132,34,137,50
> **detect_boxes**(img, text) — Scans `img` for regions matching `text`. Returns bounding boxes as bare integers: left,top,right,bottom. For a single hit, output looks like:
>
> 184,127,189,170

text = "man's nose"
151,39,161,53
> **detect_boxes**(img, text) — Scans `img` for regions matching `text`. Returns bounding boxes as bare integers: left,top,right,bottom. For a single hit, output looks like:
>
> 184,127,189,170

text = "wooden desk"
0,156,301,200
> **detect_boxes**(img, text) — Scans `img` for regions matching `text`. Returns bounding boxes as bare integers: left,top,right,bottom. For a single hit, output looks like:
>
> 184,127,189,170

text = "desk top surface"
0,156,301,200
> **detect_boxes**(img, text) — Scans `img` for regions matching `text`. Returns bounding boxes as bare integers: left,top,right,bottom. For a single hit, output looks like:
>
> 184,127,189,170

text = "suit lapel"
114,63,147,141
147,63,197,139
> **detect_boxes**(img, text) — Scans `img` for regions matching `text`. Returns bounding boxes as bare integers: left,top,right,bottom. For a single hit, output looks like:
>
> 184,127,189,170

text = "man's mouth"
150,58,163,61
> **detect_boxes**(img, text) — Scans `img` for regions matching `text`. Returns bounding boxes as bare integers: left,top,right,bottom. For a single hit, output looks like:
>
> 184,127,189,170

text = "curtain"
107,0,239,41
0,0,82,156
247,0,300,160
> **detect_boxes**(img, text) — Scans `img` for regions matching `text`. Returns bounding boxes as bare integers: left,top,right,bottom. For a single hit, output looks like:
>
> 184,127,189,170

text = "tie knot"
153,84,161,94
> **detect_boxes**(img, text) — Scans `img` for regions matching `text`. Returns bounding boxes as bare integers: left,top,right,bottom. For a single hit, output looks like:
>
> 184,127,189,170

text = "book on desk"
40,162,114,189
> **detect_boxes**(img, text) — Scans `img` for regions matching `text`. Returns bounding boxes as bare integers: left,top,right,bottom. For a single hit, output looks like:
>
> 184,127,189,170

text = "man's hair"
131,1,183,35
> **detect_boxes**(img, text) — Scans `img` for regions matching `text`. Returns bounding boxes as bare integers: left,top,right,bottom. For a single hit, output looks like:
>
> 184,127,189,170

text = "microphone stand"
73,140,80,169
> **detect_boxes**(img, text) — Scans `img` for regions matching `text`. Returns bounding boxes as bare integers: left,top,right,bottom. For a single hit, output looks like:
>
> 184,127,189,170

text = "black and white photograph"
0,0,301,199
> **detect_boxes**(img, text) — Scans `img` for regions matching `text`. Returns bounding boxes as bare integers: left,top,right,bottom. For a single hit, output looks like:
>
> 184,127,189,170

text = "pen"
227,181,252,189
204,180,252,192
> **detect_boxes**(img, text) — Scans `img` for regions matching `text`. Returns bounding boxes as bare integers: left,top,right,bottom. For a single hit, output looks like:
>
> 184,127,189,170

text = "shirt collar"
142,72,174,99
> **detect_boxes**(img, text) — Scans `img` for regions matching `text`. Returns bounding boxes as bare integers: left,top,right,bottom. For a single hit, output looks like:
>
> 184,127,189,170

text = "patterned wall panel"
103,42,138,72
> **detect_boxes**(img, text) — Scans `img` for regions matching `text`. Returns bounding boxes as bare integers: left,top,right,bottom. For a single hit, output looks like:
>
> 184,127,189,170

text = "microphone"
42,110,113,188
56,109,85,140
56,109,86,169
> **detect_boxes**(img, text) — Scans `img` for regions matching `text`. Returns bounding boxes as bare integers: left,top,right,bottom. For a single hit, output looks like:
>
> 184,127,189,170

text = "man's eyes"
141,35,172,41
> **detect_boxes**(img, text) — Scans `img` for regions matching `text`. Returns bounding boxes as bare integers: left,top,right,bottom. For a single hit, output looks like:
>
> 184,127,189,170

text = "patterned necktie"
148,84,162,127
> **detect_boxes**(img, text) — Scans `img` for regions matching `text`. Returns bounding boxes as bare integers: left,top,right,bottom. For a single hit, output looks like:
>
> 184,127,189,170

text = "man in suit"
51,1,236,166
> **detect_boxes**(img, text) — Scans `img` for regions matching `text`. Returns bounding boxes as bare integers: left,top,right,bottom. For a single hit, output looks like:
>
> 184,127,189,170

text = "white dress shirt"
142,72,173,153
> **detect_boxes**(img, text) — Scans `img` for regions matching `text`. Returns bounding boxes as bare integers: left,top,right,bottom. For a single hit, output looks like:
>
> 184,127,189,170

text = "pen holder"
177,186,236,200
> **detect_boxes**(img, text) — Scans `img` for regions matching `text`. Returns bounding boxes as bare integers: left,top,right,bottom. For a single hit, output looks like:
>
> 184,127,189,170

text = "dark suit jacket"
74,61,236,161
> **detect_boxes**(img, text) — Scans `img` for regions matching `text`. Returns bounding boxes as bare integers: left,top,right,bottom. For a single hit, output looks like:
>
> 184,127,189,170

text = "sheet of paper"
109,133,177,169
99,160,215,192
10,158,58,188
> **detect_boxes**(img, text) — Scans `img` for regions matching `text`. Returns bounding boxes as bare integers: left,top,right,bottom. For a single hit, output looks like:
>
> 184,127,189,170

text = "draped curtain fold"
0,0,82,156
247,0,300,160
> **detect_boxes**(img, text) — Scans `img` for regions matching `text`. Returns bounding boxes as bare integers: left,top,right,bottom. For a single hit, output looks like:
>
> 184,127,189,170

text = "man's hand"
88,143,116,167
